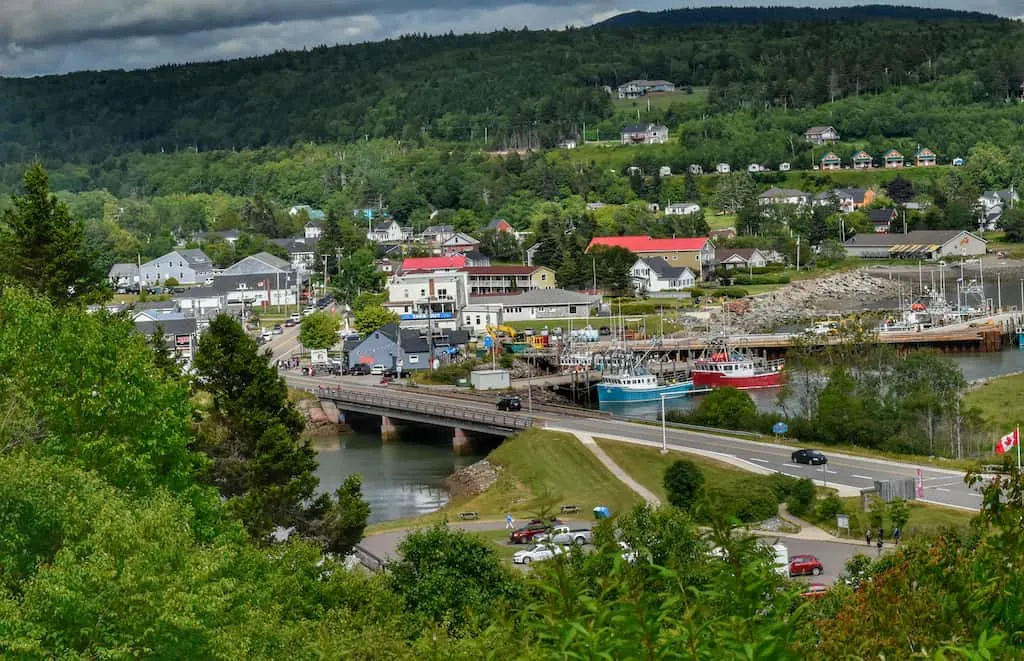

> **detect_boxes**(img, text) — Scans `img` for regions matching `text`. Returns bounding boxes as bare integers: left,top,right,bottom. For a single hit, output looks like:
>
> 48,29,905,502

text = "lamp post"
660,393,669,455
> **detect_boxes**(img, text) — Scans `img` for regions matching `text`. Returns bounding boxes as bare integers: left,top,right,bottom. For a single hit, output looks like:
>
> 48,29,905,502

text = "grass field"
965,373,1024,434
806,497,975,541
366,429,642,533
610,88,709,113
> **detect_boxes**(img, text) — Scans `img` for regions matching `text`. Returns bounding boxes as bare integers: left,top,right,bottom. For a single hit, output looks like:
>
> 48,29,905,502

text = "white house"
385,270,469,331
978,190,1018,230
367,219,405,243
659,165,672,177
804,126,840,145
108,263,140,290
665,202,701,216
844,230,987,260
617,79,675,99
140,249,214,287
468,289,600,324
630,258,696,294
620,123,669,145
757,188,810,207
270,237,319,272
132,310,199,360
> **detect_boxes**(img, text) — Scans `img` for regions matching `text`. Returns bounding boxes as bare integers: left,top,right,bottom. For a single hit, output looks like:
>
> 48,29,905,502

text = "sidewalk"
772,504,900,549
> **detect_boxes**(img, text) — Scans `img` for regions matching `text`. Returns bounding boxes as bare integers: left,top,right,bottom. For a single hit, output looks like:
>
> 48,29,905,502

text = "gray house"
108,263,140,290
346,324,469,371
140,249,214,286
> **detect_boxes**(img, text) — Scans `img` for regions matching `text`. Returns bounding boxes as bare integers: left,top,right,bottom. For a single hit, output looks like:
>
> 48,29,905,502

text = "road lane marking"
783,463,801,468
969,493,984,498
851,474,874,480
824,469,837,474
932,487,951,492
748,458,770,464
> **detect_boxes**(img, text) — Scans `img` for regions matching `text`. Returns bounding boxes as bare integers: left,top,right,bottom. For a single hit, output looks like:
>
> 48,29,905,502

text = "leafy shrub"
663,460,705,511
785,478,817,517
721,287,749,298
816,494,844,522
764,473,800,502
709,480,779,523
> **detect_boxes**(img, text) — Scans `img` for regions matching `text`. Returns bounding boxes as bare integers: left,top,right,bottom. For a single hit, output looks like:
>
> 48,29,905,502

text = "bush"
765,472,800,502
785,478,817,517
709,479,780,523
164,277,180,287
816,494,844,522
663,460,705,511
689,387,757,430
722,287,749,298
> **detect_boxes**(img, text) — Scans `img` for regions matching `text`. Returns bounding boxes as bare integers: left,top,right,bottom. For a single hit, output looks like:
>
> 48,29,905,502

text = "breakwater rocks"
729,270,902,332
441,459,500,498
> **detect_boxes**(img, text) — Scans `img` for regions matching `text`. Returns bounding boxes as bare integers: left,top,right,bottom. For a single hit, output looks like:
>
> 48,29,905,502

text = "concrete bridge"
311,384,535,454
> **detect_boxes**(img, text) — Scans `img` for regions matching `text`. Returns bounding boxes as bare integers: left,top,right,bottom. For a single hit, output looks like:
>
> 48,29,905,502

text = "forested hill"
596,5,1001,28
1,7,1021,164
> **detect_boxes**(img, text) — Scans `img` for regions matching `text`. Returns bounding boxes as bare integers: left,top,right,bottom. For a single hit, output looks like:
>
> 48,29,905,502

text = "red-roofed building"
586,235,715,279
399,255,467,272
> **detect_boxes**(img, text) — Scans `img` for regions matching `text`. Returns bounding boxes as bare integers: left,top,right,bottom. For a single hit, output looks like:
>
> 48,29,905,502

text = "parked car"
535,526,592,546
302,307,316,317
791,449,828,465
369,364,386,376
260,329,272,341
512,543,565,565
272,324,284,335
348,364,371,376
509,518,562,544
284,318,298,328
288,312,301,323
497,396,522,412
799,583,829,599
789,554,824,577
317,296,334,308
598,326,611,336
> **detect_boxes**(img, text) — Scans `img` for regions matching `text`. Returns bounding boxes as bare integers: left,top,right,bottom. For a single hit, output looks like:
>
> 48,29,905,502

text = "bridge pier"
381,415,400,442
452,427,473,456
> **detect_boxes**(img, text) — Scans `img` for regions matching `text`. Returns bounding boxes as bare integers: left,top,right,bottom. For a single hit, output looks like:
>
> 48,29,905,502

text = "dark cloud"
0,0,1020,76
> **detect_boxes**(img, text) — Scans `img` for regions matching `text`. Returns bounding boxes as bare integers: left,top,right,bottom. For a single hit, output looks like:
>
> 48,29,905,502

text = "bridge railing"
314,386,534,429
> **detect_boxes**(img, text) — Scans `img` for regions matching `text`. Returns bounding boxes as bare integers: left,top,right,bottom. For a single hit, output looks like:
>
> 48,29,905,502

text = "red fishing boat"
691,337,785,390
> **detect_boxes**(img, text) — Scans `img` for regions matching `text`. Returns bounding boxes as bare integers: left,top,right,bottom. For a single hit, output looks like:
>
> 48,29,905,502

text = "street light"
659,393,669,455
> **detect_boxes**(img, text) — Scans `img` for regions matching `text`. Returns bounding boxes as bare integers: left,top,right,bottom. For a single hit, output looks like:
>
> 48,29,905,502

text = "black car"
497,396,522,412
317,296,334,309
348,364,371,376
791,449,828,465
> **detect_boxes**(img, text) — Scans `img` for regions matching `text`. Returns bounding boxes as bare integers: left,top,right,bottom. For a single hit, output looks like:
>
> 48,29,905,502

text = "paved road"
284,376,985,512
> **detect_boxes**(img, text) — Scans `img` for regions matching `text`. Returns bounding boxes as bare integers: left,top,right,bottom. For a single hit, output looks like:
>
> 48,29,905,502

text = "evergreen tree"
0,163,107,305
149,324,182,380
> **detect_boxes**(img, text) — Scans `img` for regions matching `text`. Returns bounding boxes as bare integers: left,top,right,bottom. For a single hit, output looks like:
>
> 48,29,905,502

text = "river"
312,429,484,524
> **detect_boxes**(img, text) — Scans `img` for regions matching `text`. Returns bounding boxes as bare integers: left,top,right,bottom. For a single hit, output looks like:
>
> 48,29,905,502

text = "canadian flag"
996,428,1019,455
256,280,266,287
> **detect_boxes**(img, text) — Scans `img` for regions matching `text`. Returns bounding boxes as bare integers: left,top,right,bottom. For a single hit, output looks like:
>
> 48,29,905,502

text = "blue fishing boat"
597,367,694,403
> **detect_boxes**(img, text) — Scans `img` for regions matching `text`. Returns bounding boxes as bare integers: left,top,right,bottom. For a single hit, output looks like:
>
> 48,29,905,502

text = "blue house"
345,323,469,371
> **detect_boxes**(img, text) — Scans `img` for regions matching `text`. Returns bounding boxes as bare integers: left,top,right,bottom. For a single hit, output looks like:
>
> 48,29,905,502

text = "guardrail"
352,544,388,573
314,385,534,430
615,414,762,439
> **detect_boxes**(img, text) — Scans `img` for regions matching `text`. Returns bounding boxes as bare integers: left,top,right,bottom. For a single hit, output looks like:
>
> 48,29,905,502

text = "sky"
0,0,1020,77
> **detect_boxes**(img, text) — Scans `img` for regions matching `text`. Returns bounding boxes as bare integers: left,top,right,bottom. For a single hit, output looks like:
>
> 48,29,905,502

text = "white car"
512,543,565,565
302,307,316,317
288,313,301,324
369,364,386,376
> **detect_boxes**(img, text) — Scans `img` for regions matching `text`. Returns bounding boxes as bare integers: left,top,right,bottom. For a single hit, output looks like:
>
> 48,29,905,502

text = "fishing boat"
596,345,693,403
597,368,694,403
691,337,785,390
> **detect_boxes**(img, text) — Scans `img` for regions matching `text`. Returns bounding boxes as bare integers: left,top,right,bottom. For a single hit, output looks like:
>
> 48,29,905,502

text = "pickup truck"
509,518,562,544
535,526,592,546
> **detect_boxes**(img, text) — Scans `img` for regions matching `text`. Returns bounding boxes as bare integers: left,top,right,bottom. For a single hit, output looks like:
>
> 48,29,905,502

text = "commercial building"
843,230,986,260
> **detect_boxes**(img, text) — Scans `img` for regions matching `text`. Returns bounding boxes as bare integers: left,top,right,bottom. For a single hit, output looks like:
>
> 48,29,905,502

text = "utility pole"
592,256,598,292
322,255,329,297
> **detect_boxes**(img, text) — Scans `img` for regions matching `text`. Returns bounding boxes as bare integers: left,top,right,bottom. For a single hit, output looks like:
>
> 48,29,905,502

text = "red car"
800,583,829,599
509,518,561,544
789,554,824,577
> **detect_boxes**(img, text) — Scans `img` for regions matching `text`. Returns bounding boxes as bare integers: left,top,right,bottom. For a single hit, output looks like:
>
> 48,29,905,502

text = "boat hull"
691,369,784,390
597,380,694,403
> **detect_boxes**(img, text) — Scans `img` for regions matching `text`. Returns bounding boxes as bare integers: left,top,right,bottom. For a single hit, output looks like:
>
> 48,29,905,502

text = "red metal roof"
586,235,709,253
400,255,467,271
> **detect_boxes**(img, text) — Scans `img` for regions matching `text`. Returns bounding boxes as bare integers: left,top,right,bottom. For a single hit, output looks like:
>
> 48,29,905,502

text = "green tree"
965,142,1012,191
690,387,757,430
785,478,816,517
712,172,757,214
999,206,1024,242
306,474,372,556
353,304,399,336
887,498,910,534
588,244,635,295
479,230,521,262
387,525,522,632
886,175,916,204
663,460,705,511
330,247,383,304
149,324,182,380
193,314,369,546
0,164,107,305
299,311,340,349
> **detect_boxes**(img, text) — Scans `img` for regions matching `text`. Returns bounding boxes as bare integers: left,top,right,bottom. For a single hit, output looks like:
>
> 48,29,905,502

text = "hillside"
0,8,1021,164
596,5,1001,28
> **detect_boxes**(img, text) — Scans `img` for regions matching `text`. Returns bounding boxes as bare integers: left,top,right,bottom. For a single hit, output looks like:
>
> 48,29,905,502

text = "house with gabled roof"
851,150,873,169
757,188,810,207
440,232,480,256
914,147,937,167
804,126,840,145
867,209,898,233
139,249,214,287
586,235,715,280
631,257,696,294
883,149,905,169
485,218,514,234
367,218,405,243
819,151,841,171
620,123,669,145
714,248,768,271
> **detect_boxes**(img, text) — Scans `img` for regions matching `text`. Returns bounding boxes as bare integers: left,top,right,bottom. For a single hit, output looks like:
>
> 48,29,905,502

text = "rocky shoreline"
296,398,349,435
441,458,500,499
723,269,903,332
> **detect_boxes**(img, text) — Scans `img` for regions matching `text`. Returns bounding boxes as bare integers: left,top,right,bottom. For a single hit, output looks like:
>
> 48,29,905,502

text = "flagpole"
1018,425,1021,472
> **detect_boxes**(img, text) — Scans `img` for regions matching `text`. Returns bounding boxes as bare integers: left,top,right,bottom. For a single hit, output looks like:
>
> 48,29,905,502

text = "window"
408,354,419,363
569,306,577,314
419,289,426,297
437,288,448,297
475,316,481,325
540,274,547,281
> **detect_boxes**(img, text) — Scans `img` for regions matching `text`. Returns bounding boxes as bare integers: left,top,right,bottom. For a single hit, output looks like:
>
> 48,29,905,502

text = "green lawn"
594,438,750,503
707,211,738,231
610,88,709,113
367,429,642,533
805,497,975,541
965,373,1024,436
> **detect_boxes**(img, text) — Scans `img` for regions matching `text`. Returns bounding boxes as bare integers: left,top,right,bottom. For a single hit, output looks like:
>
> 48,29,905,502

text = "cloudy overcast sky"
0,0,1020,77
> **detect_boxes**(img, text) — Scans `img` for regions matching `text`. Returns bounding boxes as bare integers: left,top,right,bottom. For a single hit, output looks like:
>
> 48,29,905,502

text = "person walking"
893,527,901,545
865,528,872,546
878,527,884,543
505,513,514,530
876,537,883,555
